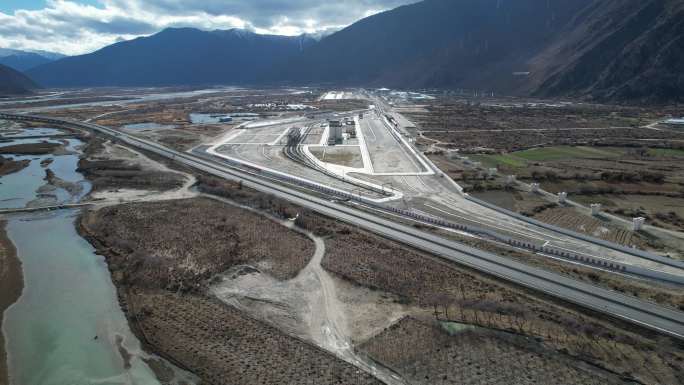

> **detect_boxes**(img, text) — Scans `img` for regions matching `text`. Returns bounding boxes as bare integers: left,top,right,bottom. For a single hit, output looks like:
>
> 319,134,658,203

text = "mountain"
279,0,684,103
28,28,316,87
0,63,39,96
24,0,684,103
530,0,684,103
277,0,596,91
0,49,66,72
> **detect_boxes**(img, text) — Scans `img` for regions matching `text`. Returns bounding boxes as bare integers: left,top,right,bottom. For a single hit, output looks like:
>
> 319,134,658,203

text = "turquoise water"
189,113,232,124
3,212,162,385
1,126,194,384
0,138,91,209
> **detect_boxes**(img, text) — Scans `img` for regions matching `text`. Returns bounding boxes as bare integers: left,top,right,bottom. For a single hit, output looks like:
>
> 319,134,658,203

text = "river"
1,123,192,384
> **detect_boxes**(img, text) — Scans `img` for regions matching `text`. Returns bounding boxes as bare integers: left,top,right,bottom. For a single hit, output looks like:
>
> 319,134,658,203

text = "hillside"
0,64,38,96
28,28,315,87
531,0,684,103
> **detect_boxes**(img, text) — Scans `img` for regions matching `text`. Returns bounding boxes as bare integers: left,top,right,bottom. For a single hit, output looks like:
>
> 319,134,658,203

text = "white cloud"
0,0,417,56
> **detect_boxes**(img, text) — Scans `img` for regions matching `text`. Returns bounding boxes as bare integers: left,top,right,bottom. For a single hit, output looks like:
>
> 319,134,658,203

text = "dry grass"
187,174,684,385
309,219,684,385
405,102,684,152
81,198,313,288
127,292,381,385
79,197,382,385
361,317,623,385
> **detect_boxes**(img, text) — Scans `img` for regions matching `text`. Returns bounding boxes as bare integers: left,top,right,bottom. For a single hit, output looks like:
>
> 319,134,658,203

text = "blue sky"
0,0,415,55
0,1,98,13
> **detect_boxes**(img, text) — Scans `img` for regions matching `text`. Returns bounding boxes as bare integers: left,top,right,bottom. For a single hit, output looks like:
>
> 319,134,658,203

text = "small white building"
633,217,646,231
558,192,568,204
530,183,540,193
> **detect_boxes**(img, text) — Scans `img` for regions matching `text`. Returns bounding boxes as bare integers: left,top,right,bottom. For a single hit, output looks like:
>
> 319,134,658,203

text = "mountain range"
28,28,316,88
0,49,66,72
22,0,684,103
0,63,39,96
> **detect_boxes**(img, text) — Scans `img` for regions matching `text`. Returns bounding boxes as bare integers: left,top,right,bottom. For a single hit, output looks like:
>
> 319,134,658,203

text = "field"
432,133,684,241
532,206,643,246
127,293,379,385
81,198,314,285
304,214,684,385
405,101,684,153
79,198,386,385
360,317,621,385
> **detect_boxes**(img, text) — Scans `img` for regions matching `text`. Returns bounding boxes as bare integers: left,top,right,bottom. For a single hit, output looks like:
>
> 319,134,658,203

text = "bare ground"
210,209,408,385
0,221,22,385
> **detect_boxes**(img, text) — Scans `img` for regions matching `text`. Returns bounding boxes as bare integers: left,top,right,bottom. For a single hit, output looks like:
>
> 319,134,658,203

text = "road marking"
261,146,273,161
401,176,419,193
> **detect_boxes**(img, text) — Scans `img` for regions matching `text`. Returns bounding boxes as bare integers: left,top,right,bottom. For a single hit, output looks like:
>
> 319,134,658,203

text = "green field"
513,146,625,161
648,148,684,157
470,154,527,168
471,146,626,168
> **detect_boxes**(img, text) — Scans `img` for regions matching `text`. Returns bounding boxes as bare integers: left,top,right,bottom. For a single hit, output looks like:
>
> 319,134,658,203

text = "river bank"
0,220,22,385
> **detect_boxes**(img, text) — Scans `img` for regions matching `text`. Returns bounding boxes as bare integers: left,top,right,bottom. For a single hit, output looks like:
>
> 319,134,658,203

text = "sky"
0,0,417,56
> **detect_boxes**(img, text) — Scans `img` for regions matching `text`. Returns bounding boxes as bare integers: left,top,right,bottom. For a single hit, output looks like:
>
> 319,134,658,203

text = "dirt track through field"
211,210,405,385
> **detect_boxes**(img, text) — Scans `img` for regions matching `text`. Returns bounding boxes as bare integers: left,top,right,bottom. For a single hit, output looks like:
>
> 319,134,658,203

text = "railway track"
282,124,390,198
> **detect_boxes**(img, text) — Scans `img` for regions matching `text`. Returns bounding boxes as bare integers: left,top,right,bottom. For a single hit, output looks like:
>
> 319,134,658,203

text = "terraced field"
533,207,642,247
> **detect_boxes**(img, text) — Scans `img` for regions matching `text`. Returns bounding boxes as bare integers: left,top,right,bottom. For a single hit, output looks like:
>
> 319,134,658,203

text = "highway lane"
3,112,684,340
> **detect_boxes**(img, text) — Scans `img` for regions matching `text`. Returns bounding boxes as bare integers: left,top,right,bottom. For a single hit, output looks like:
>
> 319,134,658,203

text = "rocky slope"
531,0,684,103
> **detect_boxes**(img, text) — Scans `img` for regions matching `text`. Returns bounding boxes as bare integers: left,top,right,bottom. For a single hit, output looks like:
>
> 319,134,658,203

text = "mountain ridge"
0,49,66,72
25,0,684,103
28,27,316,87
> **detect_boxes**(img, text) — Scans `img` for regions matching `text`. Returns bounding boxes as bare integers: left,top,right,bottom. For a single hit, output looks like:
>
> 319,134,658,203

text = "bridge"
0,203,94,215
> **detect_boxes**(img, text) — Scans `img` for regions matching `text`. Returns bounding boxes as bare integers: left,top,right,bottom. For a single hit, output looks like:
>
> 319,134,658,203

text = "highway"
2,112,684,341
